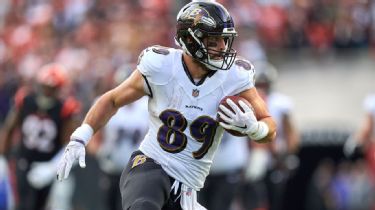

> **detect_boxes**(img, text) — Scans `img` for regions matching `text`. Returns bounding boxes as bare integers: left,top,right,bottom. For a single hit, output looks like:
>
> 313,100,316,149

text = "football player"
57,1,276,210
243,61,299,210
0,63,81,210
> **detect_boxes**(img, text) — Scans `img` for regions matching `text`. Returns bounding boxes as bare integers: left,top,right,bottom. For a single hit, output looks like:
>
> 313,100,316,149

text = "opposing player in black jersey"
0,63,81,210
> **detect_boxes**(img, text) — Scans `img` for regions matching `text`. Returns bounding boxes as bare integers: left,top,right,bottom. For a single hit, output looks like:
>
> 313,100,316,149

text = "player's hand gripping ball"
217,96,253,137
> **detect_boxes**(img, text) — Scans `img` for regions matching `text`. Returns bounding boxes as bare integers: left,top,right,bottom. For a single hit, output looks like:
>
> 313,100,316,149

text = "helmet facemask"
175,1,238,71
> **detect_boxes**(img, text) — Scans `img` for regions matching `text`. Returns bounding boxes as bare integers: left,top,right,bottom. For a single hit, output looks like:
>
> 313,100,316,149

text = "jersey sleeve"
136,46,173,85
223,57,255,95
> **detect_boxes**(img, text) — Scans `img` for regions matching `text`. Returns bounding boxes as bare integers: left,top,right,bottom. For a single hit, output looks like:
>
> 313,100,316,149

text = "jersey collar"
181,56,216,86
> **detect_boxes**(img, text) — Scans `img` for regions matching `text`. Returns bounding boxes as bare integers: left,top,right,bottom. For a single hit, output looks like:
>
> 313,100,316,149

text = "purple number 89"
157,109,219,159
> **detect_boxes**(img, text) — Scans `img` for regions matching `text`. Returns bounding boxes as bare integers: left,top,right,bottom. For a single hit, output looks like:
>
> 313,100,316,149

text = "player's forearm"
69,92,119,146
71,70,146,145
82,91,119,133
254,117,277,144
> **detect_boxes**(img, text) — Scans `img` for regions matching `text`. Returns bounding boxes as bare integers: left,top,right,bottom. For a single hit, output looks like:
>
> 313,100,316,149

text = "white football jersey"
98,97,149,174
267,92,294,154
137,46,255,190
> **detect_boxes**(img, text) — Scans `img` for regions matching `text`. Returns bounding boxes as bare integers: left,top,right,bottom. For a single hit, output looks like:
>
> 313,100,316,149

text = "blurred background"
0,0,375,210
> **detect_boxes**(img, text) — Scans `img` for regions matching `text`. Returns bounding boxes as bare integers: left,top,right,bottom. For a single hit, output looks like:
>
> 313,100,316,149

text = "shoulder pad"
234,56,255,85
61,97,81,118
221,57,256,95
137,45,174,85
151,45,171,55
234,56,254,72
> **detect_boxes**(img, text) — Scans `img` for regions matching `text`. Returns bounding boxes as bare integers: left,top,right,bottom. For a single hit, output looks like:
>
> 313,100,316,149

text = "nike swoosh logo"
235,125,247,129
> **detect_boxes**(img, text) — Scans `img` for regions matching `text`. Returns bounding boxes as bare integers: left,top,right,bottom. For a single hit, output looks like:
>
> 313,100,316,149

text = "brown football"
217,95,252,137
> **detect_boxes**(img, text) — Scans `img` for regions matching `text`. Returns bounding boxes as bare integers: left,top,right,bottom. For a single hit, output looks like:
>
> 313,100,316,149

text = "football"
217,95,252,137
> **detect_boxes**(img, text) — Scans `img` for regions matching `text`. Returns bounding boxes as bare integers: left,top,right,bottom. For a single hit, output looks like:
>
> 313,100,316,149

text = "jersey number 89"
157,109,218,159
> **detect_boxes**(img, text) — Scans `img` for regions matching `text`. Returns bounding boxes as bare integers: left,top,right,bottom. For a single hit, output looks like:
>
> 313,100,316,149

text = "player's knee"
127,199,160,210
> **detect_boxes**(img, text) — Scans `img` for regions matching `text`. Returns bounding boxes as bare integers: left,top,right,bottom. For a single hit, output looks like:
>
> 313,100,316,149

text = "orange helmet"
37,63,67,88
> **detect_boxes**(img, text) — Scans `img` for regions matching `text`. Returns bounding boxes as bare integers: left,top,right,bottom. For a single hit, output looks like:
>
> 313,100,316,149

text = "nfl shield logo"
192,89,199,97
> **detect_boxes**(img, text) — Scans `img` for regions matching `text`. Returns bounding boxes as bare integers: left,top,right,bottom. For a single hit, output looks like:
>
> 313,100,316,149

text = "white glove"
57,140,86,181
218,99,268,140
27,161,56,189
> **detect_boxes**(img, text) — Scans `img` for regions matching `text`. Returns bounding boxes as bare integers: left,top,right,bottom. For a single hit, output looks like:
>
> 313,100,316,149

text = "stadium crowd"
0,0,375,119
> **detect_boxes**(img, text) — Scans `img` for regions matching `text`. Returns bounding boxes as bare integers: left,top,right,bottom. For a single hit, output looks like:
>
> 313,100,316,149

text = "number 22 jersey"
137,46,255,190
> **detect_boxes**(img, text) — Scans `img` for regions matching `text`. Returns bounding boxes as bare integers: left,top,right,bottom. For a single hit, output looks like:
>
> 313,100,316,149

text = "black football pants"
119,151,182,210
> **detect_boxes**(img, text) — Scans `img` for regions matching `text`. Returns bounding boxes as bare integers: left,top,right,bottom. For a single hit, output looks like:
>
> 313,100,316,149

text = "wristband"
70,124,94,146
72,139,86,146
248,121,269,141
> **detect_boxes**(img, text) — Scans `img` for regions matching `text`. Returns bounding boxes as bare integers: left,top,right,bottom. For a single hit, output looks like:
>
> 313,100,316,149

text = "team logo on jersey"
192,89,199,97
131,155,147,168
